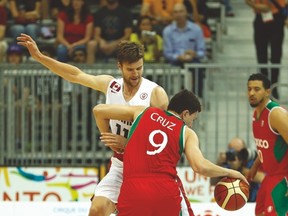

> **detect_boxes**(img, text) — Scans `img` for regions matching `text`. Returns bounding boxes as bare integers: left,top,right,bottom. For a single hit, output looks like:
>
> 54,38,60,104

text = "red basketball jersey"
123,107,185,178
252,100,288,175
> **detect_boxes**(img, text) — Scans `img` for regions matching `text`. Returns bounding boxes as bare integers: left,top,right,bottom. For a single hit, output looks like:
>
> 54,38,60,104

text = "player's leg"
257,175,287,216
255,177,266,216
89,157,123,216
176,175,195,216
271,176,288,216
89,196,115,216
117,178,182,216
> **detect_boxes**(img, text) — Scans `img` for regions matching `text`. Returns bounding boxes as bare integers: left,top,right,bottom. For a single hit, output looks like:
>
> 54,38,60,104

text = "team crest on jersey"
140,92,148,100
110,81,121,93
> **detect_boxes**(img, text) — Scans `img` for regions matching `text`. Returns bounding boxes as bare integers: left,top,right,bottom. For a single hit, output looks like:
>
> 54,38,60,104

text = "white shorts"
94,157,123,203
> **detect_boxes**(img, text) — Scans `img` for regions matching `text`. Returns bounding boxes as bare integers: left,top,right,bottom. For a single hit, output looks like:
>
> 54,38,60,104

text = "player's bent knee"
88,196,115,216
88,206,104,216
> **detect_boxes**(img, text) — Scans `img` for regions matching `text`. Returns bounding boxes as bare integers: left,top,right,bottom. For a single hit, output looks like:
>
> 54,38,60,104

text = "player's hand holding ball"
214,177,250,211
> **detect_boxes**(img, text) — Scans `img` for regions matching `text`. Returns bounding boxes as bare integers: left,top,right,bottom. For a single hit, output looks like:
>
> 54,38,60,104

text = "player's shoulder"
107,77,123,93
141,77,158,87
150,86,168,108
270,104,288,118
185,126,198,138
268,100,287,113
266,100,280,110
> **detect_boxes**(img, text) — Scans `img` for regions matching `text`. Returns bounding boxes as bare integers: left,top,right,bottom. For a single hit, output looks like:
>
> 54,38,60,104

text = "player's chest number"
115,123,129,138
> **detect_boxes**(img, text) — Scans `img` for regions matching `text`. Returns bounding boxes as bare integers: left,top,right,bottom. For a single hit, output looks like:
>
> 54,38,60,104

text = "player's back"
123,107,185,179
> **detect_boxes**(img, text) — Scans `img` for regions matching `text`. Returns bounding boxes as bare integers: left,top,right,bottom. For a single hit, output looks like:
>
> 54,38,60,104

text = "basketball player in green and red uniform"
94,89,248,216
247,73,288,216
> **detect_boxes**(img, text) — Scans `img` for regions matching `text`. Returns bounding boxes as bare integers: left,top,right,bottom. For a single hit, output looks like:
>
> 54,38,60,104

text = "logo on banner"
196,209,220,216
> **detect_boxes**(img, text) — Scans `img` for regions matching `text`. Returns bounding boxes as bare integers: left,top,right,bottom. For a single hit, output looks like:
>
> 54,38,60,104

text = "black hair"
168,89,201,114
136,15,153,36
248,73,271,90
72,47,87,56
116,40,144,64
66,0,90,23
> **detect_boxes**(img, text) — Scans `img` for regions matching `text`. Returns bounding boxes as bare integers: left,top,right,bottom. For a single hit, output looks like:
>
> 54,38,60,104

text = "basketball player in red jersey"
94,89,248,216
247,73,288,216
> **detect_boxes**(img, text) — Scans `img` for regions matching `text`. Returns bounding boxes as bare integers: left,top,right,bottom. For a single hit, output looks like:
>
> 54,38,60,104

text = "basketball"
214,177,249,211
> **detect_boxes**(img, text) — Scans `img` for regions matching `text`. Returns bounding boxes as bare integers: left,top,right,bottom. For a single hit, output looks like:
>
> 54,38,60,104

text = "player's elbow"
92,104,104,118
192,166,204,175
191,160,207,175
63,67,82,84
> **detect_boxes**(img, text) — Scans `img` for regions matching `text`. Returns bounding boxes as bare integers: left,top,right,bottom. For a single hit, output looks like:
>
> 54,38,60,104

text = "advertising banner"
1,167,216,202
0,202,256,216
0,167,256,215
0,167,99,201
177,167,215,202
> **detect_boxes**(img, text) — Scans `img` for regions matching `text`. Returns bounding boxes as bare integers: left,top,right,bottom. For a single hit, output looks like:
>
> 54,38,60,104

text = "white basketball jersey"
106,77,158,138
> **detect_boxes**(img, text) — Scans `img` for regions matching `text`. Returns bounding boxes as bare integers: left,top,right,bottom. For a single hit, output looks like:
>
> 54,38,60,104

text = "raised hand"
17,33,42,61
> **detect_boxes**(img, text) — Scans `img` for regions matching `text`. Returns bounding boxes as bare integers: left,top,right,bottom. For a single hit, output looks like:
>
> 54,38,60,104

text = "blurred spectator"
6,43,24,64
245,0,287,100
38,0,63,40
41,45,55,58
86,0,133,63
8,0,42,41
56,0,93,62
130,15,163,63
41,0,50,19
119,0,142,9
50,0,70,21
141,0,183,35
0,0,8,63
70,46,87,63
223,0,234,17
163,3,206,98
6,43,30,147
184,0,211,38
210,137,265,202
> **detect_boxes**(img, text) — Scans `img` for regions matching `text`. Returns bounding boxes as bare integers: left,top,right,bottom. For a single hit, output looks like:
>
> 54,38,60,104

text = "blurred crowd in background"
0,0,233,65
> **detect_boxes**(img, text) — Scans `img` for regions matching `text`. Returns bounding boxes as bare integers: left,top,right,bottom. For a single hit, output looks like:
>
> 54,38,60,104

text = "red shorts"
117,176,182,216
255,174,288,216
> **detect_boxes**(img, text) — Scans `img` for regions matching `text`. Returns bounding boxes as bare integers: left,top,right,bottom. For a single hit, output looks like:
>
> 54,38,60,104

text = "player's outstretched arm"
17,33,113,92
93,104,146,132
93,104,146,152
184,128,249,185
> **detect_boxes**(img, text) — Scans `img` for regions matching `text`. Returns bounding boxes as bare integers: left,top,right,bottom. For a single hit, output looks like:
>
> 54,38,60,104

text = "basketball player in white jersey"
17,34,192,216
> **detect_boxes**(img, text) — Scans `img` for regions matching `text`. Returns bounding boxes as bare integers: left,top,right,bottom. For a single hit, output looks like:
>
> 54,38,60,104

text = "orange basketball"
214,177,249,211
